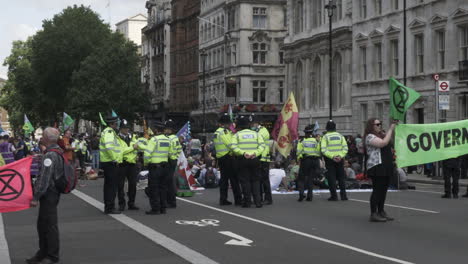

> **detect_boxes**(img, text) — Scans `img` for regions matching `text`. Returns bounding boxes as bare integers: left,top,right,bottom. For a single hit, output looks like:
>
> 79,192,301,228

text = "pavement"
2,178,468,264
407,172,468,188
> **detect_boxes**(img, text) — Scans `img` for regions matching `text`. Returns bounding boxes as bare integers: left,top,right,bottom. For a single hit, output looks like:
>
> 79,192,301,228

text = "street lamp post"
200,50,208,135
325,0,336,121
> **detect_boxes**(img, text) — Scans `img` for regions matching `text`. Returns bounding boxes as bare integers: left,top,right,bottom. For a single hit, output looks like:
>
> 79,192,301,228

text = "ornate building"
142,0,172,124
283,0,353,135
170,0,200,124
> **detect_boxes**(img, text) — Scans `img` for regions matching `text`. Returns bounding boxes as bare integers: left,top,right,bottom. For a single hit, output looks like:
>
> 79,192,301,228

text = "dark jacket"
443,157,460,169
34,144,64,200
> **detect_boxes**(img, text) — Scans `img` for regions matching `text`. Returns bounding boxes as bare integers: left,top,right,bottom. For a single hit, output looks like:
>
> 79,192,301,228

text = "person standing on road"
364,118,397,222
117,119,140,211
165,119,182,208
231,116,265,208
100,114,122,214
145,122,171,215
0,135,15,164
27,127,62,264
213,114,242,206
296,125,321,202
321,120,348,201
251,115,273,205
441,156,460,199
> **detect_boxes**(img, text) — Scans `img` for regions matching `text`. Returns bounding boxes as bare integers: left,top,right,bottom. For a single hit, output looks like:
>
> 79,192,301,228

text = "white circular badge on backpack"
44,158,52,167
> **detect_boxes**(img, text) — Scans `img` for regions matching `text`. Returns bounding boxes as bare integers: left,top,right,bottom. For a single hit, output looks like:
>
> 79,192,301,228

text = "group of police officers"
98,112,349,215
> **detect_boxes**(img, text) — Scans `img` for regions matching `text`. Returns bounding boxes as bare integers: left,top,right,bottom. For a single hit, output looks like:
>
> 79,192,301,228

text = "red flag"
271,92,299,157
0,156,33,213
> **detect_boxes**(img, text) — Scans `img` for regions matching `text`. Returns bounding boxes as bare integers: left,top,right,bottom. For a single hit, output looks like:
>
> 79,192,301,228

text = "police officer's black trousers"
368,165,390,214
444,167,459,196
148,163,168,211
118,162,138,208
298,157,319,199
259,161,272,202
166,160,177,206
36,191,60,262
238,158,261,206
101,162,118,211
218,155,242,203
325,158,347,199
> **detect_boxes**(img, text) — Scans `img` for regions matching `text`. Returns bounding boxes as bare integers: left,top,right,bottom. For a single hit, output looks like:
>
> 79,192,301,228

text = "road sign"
433,74,440,81
439,94,450,110
219,231,253,247
438,81,450,92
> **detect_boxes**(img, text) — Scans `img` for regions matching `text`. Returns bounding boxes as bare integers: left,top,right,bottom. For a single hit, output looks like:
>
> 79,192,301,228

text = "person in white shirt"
269,162,287,191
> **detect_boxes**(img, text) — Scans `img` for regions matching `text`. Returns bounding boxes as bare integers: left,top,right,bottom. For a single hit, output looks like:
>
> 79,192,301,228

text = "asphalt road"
2,180,467,264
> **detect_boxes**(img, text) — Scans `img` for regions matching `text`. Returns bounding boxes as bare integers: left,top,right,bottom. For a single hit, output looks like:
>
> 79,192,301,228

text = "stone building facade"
142,0,172,123
352,0,468,134
283,0,354,135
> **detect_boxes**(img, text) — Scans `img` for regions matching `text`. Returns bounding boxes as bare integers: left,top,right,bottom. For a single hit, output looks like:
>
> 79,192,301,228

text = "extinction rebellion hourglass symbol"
393,85,409,114
0,169,25,202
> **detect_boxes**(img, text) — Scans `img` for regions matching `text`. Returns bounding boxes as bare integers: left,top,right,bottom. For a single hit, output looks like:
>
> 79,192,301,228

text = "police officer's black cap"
249,114,257,123
237,116,249,128
326,120,336,131
304,125,314,133
120,119,130,128
219,114,231,124
164,119,176,130
105,113,118,123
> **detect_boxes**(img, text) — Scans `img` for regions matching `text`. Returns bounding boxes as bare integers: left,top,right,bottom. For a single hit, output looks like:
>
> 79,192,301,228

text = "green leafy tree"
30,5,111,123
69,32,149,123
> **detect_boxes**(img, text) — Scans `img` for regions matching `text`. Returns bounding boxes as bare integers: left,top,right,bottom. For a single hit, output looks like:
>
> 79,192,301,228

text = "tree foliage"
1,5,148,129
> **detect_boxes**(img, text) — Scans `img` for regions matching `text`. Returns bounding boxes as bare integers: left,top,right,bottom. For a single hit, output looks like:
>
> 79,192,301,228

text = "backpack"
47,149,78,194
204,168,217,188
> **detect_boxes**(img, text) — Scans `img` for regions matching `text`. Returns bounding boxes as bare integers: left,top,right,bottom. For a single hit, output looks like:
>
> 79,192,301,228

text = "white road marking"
219,231,253,247
348,199,439,214
72,190,218,264
411,190,443,195
0,214,11,264
177,198,414,264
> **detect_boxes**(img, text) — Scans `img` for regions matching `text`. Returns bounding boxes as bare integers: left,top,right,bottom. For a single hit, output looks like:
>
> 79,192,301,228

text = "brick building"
170,0,200,124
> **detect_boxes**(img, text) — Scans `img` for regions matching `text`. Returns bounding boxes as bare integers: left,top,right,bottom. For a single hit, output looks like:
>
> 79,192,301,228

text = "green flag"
63,112,74,129
395,120,468,168
389,77,421,121
99,112,107,126
23,114,34,135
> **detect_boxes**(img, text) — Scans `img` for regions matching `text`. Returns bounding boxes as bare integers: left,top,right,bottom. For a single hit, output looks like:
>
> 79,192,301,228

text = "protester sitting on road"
269,162,287,191
27,127,63,264
344,160,356,180
365,118,398,223
287,160,300,190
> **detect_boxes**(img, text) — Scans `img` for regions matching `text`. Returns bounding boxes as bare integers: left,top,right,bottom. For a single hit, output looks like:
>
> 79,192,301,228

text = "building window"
437,30,445,70
228,8,236,30
312,0,322,28
253,43,267,64
393,0,399,10
279,81,284,103
360,46,367,80
361,103,368,134
336,0,342,20
312,57,322,108
360,0,367,19
375,43,383,78
375,0,382,16
232,44,237,65
295,1,304,33
294,62,304,109
253,7,267,29
390,39,399,76
253,80,267,103
332,53,343,110
376,102,383,124
460,25,468,60
415,34,424,73
279,52,284,64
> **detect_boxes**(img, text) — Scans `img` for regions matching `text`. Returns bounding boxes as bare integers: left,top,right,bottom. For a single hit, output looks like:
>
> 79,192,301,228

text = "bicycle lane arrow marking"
219,231,253,247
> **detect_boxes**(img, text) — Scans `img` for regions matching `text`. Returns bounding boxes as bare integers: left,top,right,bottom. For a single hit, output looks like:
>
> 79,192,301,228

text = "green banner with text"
395,119,468,168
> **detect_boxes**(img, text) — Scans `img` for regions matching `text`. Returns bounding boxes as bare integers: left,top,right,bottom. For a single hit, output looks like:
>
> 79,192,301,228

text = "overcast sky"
0,0,146,80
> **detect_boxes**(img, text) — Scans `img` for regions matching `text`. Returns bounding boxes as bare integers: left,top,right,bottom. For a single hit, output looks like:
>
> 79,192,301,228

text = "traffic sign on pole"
433,74,440,81
439,95,450,110
438,81,450,92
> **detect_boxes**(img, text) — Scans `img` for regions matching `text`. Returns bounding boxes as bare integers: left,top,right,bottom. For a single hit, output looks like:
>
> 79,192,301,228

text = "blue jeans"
91,150,100,170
